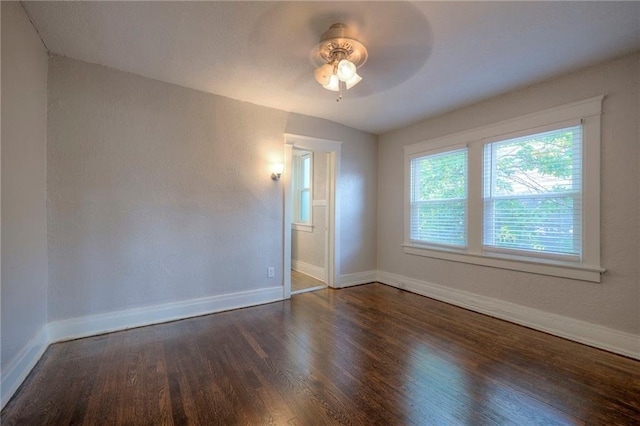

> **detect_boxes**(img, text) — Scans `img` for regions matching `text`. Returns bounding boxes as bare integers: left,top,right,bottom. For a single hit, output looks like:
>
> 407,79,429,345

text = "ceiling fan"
311,23,368,101
246,2,432,100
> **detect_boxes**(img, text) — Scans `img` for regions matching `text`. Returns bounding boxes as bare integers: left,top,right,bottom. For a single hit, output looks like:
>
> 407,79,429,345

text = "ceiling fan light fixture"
336,59,357,82
322,74,340,91
314,63,334,86
345,72,362,90
312,23,367,101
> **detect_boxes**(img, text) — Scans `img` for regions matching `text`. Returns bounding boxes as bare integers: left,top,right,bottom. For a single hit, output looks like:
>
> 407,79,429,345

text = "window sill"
402,244,605,282
292,223,313,233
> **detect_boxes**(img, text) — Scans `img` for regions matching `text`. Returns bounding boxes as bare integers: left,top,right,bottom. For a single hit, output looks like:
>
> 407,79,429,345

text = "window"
483,126,582,261
410,148,467,248
404,97,604,282
292,150,312,227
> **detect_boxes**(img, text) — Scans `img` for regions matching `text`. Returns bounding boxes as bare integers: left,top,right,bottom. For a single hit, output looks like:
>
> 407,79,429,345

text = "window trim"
292,223,314,233
403,96,605,282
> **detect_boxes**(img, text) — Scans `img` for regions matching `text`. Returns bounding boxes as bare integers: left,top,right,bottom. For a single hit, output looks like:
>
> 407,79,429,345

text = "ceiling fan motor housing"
315,23,368,68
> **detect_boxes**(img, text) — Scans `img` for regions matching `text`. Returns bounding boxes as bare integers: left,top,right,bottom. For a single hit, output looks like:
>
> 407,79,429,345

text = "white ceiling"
23,1,640,134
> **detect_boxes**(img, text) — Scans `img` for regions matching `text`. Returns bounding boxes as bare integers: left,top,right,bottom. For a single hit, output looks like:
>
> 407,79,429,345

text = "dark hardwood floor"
2,283,639,425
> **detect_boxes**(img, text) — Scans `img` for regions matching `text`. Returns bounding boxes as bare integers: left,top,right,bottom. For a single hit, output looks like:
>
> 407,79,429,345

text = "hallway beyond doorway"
291,270,326,294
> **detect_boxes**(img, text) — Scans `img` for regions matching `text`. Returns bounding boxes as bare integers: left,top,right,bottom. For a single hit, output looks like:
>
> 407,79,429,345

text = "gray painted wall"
378,54,640,334
292,151,328,270
47,56,377,321
1,2,49,370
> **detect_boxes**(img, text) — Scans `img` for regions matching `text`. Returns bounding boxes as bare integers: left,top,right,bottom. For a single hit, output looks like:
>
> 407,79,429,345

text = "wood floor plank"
291,270,325,293
2,283,639,425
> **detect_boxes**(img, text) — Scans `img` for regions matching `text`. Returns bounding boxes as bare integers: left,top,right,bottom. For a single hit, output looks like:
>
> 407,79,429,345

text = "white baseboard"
48,286,283,343
337,270,377,288
377,270,640,360
2,286,283,410
1,325,49,410
291,259,325,282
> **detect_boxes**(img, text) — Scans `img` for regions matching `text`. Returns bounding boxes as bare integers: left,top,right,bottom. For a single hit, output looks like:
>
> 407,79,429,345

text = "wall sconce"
271,163,284,181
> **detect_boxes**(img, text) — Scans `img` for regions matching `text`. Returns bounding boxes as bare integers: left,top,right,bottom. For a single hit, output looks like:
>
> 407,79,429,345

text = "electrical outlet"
267,267,275,278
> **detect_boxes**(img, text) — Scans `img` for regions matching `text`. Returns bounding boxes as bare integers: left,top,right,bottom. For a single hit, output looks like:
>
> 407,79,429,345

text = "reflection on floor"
291,270,325,293
4,284,638,424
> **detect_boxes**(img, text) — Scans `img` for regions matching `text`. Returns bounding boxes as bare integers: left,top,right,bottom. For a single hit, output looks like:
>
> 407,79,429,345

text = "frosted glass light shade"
272,163,284,175
322,74,340,91
271,162,284,180
314,63,334,85
345,73,362,89
336,59,357,82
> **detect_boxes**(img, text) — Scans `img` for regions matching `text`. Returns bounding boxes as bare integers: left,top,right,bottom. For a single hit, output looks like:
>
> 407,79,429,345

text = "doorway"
283,134,341,299
290,148,326,293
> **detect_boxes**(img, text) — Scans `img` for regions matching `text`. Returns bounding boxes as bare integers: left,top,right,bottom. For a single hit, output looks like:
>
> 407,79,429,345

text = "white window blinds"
410,148,467,247
483,125,582,260
299,154,311,223
293,151,312,224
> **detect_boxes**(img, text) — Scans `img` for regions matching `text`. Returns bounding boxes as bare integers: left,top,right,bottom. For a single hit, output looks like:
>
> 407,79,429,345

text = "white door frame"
283,134,341,299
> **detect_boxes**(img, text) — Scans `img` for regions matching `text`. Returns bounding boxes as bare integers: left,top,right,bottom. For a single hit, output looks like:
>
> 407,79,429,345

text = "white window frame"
408,145,468,249
403,96,605,282
292,150,313,232
482,121,583,262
